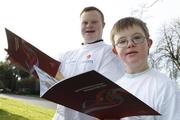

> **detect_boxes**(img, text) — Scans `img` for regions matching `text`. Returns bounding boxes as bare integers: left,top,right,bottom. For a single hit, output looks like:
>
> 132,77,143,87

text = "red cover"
5,28,60,78
38,69,160,119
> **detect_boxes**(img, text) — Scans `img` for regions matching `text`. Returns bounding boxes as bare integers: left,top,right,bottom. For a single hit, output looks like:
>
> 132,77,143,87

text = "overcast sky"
0,0,179,62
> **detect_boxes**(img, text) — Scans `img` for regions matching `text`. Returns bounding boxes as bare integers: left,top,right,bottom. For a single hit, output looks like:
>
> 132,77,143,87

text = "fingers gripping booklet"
34,66,160,120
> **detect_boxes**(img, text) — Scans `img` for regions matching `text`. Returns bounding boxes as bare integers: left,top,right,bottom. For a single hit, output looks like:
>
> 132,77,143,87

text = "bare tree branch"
151,18,180,80
146,0,162,8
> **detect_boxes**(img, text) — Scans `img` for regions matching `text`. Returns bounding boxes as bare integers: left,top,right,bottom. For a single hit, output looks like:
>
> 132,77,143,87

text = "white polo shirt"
53,41,125,120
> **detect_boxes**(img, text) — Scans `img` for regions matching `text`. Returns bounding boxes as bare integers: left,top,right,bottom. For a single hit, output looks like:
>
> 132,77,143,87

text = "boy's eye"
92,21,97,24
133,36,141,40
82,21,88,25
118,39,127,43
132,35,145,43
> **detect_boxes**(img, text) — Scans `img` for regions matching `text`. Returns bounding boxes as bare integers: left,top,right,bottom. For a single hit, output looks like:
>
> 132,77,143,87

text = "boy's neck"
125,63,149,74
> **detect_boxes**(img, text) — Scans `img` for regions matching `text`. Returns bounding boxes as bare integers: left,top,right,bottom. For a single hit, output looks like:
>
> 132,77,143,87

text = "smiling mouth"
126,51,138,56
85,30,95,33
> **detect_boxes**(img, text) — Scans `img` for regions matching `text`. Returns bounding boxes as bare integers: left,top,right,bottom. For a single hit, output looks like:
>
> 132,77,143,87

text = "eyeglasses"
115,35,146,48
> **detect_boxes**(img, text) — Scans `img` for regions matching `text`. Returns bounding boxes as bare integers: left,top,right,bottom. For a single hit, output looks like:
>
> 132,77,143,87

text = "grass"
0,96,55,120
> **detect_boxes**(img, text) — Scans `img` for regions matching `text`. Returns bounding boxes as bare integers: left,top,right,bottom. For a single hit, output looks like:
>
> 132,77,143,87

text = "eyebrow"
131,32,143,36
118,32,143,39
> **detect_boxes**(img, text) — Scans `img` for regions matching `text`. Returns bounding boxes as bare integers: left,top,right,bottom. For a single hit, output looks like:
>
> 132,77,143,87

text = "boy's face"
113,25,152,69
80,10,104,43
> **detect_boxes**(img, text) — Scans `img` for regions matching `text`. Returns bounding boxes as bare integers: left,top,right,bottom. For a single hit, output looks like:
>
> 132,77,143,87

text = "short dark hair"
80,6,105,24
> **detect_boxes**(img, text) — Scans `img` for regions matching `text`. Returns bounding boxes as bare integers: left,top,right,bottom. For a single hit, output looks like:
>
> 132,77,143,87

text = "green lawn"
0,96,55,120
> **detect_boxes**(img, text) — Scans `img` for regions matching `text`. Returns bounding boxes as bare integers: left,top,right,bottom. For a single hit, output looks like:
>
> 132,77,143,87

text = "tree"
0,61,39,94
151,18,180,80
131,0,162,19
0,61,17,92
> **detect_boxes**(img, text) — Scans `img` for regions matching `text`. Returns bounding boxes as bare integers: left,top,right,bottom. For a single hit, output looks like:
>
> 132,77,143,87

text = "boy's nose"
127,40,136,48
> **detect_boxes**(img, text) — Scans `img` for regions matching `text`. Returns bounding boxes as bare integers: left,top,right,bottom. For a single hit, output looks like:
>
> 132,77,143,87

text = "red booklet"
5,28,60,78
34,66,160,119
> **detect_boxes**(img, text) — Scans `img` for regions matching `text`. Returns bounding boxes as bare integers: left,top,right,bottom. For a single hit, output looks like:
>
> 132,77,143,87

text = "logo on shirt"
86,54,91,59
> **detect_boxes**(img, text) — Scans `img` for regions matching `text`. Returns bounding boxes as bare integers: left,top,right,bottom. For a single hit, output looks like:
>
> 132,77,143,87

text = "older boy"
52,6,124,120
110,17,179,120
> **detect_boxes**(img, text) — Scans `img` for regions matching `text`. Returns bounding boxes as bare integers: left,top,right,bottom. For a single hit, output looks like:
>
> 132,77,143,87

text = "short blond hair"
110,17,150,47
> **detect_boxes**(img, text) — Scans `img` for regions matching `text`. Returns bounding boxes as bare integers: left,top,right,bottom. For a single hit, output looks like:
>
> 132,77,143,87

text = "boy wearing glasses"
110,17,179,120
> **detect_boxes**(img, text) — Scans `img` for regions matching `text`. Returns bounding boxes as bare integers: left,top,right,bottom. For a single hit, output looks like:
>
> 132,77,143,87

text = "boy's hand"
55,71,64,80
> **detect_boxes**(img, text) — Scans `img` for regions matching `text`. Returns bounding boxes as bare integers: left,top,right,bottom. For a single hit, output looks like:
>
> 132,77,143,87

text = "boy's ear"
147,38,153,48
102,22,105,28
112,47,117,55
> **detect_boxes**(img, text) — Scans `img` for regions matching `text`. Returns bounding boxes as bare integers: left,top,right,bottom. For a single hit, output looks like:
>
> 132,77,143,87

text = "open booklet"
5,28,61,79
34,66,160,120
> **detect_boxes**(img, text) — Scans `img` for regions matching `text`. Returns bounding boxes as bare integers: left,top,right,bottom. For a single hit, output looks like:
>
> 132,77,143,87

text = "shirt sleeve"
98,47,124,82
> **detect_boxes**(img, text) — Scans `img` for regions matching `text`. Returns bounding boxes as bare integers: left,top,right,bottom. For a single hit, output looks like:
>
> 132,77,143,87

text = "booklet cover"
34,66,160,119
5,28,60,78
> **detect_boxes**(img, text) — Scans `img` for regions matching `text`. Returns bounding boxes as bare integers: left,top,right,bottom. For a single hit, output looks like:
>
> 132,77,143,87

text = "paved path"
0,93,57,110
